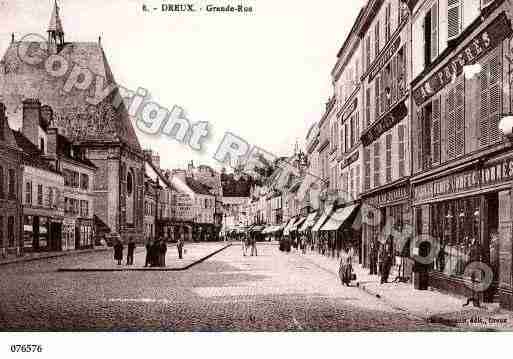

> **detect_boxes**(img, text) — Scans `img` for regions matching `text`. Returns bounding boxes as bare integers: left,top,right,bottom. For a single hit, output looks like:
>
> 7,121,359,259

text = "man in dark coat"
113,238,123,265
144,238,152,267
160,239,167,267
177,236,184,259
126,238,136,265
369,240,378,275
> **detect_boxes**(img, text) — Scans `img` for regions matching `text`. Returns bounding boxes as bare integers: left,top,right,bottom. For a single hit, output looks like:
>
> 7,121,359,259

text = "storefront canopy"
311,205,334,233
290,216,306,233
283,218,298,236
263,225,283,234
299,211,318,232
320,204,358,232
250,225,265,233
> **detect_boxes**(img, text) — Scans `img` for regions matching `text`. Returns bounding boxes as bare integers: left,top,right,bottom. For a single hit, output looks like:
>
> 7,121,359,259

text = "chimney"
46,119,58,160
22,99,41,148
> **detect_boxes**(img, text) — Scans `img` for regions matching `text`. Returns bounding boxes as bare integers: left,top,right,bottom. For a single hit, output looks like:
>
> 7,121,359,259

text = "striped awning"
320,204,358,232
299,212,318,232
311,205,334,233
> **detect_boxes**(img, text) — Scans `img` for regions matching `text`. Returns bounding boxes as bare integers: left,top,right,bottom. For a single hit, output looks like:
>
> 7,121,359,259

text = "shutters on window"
355,111,360,143
386,3,391,43
366,36,371,70
416,108,424,171
479,50,502,147
356,165,360,197
364,148,371,191
431,96,441,165
447,0,461,41
375,75,381,118
398,125,405,177
489,52,502,144
454,78,465,156
375,20,380,57
366,87,371,127
430,2,439,62
373,141,381,188
386,133,392,183
446,86,456,159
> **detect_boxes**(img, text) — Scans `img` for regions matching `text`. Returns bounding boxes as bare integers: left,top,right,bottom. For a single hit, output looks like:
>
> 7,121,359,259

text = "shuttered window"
430,2,439,62
8,216,14,248
375,75,381,118
350,167,354,199
431,96,441,165
416,108,424,170
0,216,3,248
366,36,371,70
375,20,380,58
350,115,355,148
386,133,392,183
398,125,405,177
366,87,371,127
355,111,360,143
422,102,433,169
345,123,349,152
8,169,15,200
446,86,457,159
454,79,465,156
356,165,360,197
364,148,371,191
447,0,461,41
373,141,381,188
479,49,502,147
340,126,345,154
385,3,391,43
0,166,3,199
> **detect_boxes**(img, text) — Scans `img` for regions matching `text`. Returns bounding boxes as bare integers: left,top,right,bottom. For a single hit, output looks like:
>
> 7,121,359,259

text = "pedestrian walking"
150,238,159,267
250,235,258,257
242,233,248,256
379,241,392,284
338,244,352,286
369,240,378,275
160,238,167,267
113,237,123,265
126,237,136,265
177,236,184,259
144,238,152,267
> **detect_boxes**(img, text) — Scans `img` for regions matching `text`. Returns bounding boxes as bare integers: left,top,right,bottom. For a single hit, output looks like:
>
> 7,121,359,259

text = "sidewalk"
58,242,231,272
295,249,513,331
0,247,110,266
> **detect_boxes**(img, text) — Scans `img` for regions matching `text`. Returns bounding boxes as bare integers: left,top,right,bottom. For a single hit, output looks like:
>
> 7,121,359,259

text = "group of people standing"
369,238,393,284
112,236,186,267
113,237,136,266
242,234,258,256
145,238,168,267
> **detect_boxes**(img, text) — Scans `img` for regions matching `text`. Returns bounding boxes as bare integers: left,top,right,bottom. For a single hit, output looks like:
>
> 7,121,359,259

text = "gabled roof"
186,177,212,196
0,42,141,152
12,130,59,173
56,133,96,169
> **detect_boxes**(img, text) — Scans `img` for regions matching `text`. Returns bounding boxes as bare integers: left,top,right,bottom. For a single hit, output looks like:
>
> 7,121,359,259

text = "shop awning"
283,218,297,236
299,211,318,232
250,225,265,233
311,205,334,233
320,204,358,232
262,226,274,234
290,216,306,233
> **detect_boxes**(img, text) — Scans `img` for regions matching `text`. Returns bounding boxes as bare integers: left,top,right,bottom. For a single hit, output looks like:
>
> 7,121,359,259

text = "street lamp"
499,114,513,140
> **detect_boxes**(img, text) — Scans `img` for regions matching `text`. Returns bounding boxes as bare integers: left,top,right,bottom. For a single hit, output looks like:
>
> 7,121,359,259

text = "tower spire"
48,0,64,51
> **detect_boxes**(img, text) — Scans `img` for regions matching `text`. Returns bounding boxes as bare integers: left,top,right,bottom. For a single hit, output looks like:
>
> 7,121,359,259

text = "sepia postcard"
1,0,513,356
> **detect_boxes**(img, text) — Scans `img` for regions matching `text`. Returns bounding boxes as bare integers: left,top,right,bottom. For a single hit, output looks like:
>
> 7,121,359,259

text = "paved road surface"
0,244,452,331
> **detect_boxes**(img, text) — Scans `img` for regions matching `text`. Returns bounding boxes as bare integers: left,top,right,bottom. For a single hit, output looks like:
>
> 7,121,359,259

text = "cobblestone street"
0,243,453,331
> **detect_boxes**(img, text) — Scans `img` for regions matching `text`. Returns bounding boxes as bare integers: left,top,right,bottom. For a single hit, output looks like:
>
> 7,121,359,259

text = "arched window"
127,170,133,195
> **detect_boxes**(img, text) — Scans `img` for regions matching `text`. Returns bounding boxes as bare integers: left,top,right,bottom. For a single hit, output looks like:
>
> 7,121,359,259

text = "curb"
0,247,111,267
57,244,232,272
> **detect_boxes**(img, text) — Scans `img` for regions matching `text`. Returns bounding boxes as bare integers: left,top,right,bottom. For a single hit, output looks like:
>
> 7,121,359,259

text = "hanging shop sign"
365,184,409,207
414,156,513,202
368,36,402,82
341,151,359,169
361,100,407,146
412,12,512,106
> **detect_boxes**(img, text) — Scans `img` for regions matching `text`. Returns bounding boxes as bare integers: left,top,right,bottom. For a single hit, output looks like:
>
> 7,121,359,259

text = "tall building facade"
360,0,413,269
0,2,145,242
0,103,23,258
408,0,513,308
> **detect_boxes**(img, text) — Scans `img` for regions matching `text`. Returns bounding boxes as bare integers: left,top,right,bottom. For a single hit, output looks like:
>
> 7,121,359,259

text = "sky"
0,0,365,171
